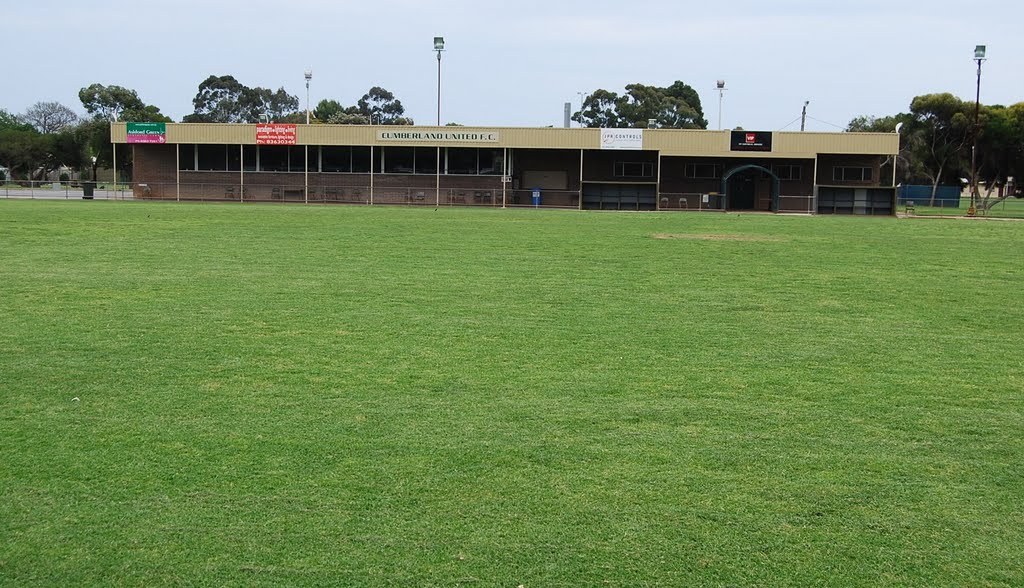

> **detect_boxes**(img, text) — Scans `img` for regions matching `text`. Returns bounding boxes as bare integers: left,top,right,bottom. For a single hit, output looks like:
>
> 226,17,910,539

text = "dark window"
833,166,872,182
260,146,289,172
614,162,654,178
772,164,802,180
243,146,257,171
478,149,503,175
179,144,196,171
352,147,371,173
197,145,227,171
227,146,241,172
287,146,307,172
322,146,352,173
384,147,415,173
447,148,477,174
684,163,719,179
415,147,438,174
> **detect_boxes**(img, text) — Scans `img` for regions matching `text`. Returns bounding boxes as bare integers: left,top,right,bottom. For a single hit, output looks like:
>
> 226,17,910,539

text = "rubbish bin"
531,187,541,207
82,181,95,199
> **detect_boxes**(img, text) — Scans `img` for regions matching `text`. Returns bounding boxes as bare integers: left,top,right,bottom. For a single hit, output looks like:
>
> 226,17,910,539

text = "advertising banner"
600,128,643,150
126,122,167,144
730,130,773,152
256,124,297,145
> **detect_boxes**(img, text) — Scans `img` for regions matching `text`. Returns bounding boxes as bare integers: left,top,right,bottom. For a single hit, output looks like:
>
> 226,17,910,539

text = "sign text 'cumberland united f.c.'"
126,122,167,144
730,130,773,152
378,130,499,142
600,128,644,150
256,124,297,145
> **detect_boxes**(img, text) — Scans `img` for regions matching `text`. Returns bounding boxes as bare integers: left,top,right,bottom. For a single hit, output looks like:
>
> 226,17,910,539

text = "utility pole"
800,100,809,131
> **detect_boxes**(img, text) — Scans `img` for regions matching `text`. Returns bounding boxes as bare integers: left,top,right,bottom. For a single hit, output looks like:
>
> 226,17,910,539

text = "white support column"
304,145,309,204
436,146,441,206
239,145,244,202
176,144,180,202
112,143,117,199
369,145,375,205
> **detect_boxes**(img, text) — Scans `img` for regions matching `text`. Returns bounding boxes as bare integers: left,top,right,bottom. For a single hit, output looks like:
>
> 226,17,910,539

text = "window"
384,147,415,173
179,145,196,171
772,164,802,181
684,163,720,179
322,146,351,173
352,147,372,173
197,145,228,171
415,147,438,174
614,161,654,178
833,166,872,182
260,146,289,172
243,146,257,171
227,146,241,172
477,149,503,175
447,148,477,174
289,146,310,172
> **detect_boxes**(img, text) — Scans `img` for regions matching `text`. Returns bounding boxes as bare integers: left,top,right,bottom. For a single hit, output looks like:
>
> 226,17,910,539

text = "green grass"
1,201,1022,587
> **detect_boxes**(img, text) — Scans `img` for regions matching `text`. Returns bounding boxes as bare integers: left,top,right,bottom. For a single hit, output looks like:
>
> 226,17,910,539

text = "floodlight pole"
304,70,312,124
434,37,445,126
716,80,726,130
969,45,986,215
800,100,809,132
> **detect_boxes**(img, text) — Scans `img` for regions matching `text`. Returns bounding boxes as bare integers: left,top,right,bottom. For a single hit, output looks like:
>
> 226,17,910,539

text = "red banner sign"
256,124,297,145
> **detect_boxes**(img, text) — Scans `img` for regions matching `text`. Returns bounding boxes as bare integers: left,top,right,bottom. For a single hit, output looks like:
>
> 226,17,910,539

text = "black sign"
730,130,773,152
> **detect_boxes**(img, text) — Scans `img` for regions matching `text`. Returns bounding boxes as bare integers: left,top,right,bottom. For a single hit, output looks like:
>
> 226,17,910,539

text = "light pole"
91,155,97,182
577,91,586,127
800,100,809,131
304,69,313,124
716,80,726,130
434,37,445,126
969,45,986,215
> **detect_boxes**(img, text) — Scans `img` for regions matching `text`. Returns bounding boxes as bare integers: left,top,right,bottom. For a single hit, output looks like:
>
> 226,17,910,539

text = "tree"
20,102,79,133
974,103,1024,210
79,84,169,122
0,109,34,132
184,75,299,123
313,99,346,122
572,82,707,129
908,93,973,205
356,87,412,125
77,84,170,183
572,89,622,128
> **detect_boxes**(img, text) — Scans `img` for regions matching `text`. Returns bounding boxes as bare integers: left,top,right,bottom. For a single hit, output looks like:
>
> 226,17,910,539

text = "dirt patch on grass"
652,233,786,242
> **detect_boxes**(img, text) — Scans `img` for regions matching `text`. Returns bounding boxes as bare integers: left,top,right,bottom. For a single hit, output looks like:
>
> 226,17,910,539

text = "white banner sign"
600,128,644,150
378,130,499,143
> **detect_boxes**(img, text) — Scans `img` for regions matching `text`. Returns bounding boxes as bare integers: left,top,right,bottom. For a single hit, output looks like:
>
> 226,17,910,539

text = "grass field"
2,201,1022,587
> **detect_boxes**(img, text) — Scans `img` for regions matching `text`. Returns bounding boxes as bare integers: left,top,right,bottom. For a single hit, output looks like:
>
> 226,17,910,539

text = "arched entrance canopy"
721,164,781,211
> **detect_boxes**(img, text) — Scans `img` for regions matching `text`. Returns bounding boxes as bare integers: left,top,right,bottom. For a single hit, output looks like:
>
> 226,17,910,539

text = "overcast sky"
5,0,1023,131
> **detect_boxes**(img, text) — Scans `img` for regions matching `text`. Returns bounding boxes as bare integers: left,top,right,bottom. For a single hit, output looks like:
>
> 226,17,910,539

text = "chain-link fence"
1,180,132,200
900,197,1024,219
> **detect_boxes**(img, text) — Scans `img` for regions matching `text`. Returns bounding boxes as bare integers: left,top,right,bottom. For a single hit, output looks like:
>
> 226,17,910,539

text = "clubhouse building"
113,123,899,215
